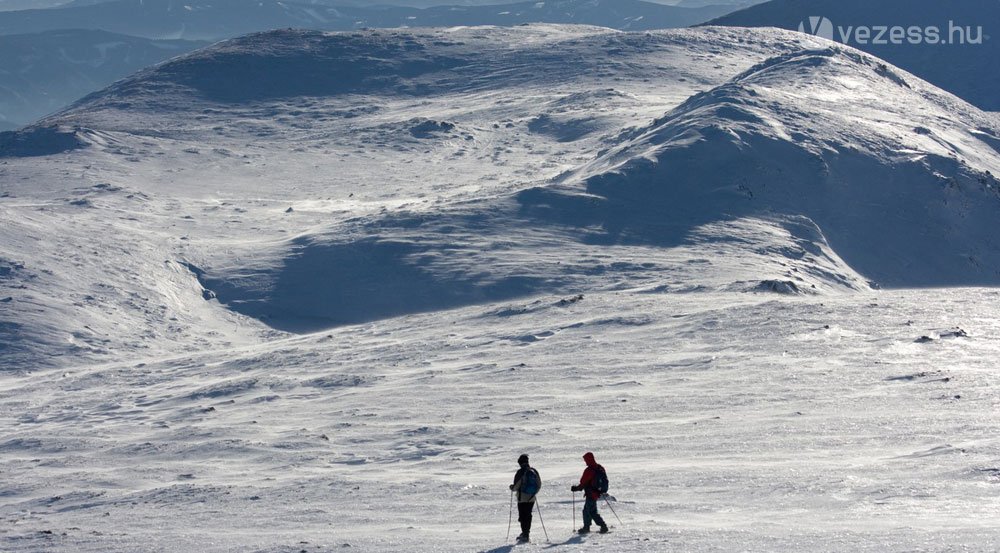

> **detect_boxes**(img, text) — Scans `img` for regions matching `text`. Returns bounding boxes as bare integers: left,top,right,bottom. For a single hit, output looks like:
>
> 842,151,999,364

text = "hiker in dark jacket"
509,453,540,542
570,451,608,534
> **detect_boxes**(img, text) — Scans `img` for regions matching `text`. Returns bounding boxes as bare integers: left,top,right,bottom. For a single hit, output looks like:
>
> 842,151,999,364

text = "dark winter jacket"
577,452,606,501
512,465,539,503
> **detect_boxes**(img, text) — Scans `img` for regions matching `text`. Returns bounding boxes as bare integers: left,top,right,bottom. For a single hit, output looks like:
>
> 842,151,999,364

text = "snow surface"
2,23,1000,552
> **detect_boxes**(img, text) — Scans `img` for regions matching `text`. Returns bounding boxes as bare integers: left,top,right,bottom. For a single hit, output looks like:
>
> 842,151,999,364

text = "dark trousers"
517,501,533,536
583,496,606,528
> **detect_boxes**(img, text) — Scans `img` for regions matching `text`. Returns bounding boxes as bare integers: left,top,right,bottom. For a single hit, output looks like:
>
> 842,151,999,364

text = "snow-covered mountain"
0,0,740,40
707,0,1000,111
0,29,205,130
3,24,1000,552
0,0,746,129
4,23,1000,362
555,47,1000,287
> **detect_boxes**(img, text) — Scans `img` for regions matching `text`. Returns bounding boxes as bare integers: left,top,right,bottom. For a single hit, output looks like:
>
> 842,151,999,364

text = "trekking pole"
572,491,576,532
602,494,624,526
535,500,550,542
507,490,514,541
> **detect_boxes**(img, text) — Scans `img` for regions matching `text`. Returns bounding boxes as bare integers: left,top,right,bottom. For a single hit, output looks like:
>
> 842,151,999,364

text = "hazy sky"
0,0,522,9
0,0,693,12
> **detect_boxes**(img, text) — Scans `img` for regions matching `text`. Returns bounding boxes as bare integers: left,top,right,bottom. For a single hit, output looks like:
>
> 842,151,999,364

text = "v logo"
808,16,824,34
797,16,835,41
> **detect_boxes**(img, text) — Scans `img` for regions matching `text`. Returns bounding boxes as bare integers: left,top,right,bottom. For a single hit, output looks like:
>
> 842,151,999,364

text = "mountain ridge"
2,25,999,366
549,45,1000,286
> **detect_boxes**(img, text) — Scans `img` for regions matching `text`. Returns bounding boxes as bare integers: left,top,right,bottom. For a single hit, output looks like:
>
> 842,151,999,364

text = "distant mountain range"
1,0,765,9
0,0,65,11
707,0,1000,111
0,0,741,40
0,29,205,130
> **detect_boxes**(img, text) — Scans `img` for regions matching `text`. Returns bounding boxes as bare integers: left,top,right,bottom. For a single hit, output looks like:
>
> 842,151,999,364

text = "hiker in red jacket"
569,451,609,534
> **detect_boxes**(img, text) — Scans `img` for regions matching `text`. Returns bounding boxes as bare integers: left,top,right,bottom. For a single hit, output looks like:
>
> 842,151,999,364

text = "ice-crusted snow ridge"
2,23,1000,552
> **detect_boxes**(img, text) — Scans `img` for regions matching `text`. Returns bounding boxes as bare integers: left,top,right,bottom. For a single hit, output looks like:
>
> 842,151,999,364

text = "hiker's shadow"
543,535,585,548
481,535,585,552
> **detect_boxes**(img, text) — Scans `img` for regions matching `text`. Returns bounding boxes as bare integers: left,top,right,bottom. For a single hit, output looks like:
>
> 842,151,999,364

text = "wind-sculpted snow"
4,285,1000,551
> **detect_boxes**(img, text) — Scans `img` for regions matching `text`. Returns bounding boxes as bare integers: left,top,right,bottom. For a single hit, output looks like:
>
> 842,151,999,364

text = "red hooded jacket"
577,452,606,500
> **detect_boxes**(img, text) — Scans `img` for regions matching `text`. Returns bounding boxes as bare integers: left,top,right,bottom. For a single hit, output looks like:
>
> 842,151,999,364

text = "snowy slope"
556,47,1000,286
2,25,873,361
5,284,1000,553
707,0,1000,111
3,23,1000,553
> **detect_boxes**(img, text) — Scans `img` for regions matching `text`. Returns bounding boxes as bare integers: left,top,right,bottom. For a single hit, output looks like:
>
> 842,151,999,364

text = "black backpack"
594,466,609,494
